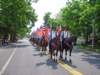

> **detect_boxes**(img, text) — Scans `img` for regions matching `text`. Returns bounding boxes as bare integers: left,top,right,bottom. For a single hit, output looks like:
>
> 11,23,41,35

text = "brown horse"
60,36,76,61
29,37,35,45
49,36,61,61
41,36,49,53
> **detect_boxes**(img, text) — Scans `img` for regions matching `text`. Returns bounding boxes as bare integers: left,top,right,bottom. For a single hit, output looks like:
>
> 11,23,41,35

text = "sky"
31,0,68,32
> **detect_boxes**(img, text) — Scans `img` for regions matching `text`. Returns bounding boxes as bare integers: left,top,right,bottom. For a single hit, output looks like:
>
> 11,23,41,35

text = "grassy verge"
77,44,100,53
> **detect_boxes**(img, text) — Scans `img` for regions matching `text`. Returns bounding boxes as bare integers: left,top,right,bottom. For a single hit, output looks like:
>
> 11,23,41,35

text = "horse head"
41,36,48,47
70,36,77,46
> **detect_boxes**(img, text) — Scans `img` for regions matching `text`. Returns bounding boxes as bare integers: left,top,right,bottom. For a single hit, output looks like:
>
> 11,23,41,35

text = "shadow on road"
72,47,100,69
46,59,58,69
8,44,31,48
72,46,94,54
33,46,77,69
64,59,77,68
33,53,44,56
36,58,58,69
32,47,41,51
15,44,31,48
72,47,84,53
0,44,31,49
82,54,100,69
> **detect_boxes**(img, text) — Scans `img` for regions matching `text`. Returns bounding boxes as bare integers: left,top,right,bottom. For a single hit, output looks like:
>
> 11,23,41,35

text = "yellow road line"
58,61,83,75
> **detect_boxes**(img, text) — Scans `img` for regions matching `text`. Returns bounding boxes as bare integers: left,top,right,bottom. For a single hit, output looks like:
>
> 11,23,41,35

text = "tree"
43,12,51,26
55,0,100,45
58,0,82,36
0,0,37,42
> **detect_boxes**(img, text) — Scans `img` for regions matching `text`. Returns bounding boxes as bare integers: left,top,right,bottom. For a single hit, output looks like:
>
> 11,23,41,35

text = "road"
0,39,100,75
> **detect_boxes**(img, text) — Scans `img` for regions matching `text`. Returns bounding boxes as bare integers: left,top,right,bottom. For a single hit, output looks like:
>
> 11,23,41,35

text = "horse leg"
65,49,67,61
49,43,52,59
68,48,72,63
69,48,72,60
43,46,46,55
55,50,58,62
50,50,52,59
44,46,46,54
52,50,56,62
43,46,45,54
53,51,56,61
60,50,63,60
42,46,44,54
69,48,72,56
41,46,44,55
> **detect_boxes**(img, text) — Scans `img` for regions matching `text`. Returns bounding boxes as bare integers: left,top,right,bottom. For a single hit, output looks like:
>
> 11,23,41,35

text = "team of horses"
29,30,77,62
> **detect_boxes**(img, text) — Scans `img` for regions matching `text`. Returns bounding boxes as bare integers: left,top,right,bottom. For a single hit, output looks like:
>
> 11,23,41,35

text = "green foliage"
42,0,99,46
55,0,100,39
58,0,82,36
43,12,51,26
43,12,59,30
0,0,37,39
43,0,100,42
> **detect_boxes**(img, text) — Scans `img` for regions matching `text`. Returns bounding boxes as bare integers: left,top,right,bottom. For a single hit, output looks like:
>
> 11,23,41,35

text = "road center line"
58,60,83,75
0,47,17,75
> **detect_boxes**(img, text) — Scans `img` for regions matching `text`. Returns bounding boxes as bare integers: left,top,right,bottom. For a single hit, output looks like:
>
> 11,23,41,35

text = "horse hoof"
50,55,52,59
69,59,72,64
59,56,63,60
54,59,57,63
55,59,57,63
65,58,67,61
60,56,63,59
53,59,55,61
59,58,61,60
59,58,63,62
40,53,43,56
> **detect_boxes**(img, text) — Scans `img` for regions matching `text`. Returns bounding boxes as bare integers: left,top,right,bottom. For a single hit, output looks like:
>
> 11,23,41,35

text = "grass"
77,44,100,53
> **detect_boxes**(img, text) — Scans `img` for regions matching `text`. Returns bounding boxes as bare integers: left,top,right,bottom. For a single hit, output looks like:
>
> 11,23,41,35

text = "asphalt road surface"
0,39,100,75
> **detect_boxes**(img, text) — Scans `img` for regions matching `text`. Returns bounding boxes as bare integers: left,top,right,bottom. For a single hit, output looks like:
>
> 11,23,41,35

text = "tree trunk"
10,33,17,42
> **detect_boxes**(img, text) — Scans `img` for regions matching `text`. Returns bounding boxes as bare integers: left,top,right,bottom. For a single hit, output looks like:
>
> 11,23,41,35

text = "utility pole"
92,18,95,48
89,0,96,48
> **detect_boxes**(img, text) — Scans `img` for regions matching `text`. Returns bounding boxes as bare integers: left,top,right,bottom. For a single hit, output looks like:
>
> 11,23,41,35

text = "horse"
29,35,39,46
60,36,76,61
49,36,61,61
29,37,35,45
49,37,57,60
30,34,48,53
41,36,49,54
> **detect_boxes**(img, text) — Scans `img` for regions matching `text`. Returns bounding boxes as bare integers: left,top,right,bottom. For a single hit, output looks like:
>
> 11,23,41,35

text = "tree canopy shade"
0,0,37,41
44,0,100,45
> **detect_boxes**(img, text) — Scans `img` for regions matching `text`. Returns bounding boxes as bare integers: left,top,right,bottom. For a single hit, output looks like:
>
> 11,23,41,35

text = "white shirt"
48,30,56,41
52,31,56,39
61,31,71,39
